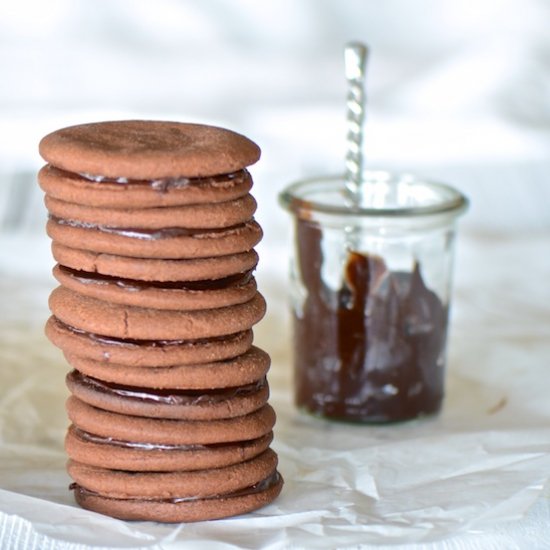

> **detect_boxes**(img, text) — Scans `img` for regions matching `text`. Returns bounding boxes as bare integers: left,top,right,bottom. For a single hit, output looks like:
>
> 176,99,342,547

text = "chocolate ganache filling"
294,219,448,422
58,318,249,348
69,470,281,502
72,427,271,452
58,264,254,292
50,165,251,193
73,427,210,451
68,370,266,406
50,214,249,240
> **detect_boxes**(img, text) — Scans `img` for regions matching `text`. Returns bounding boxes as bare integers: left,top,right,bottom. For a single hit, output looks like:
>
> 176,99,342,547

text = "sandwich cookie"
38,120,261,180
49,286,266,340
46,216,263,260
65,425,274,472
66,396,276,446
67,449,278,499
44,193,257,230
52,265,258,311
38,165,255,209
45,316,254,367
70,470,283,523
63,346,271,390
51,242,259,282
66,370,270,420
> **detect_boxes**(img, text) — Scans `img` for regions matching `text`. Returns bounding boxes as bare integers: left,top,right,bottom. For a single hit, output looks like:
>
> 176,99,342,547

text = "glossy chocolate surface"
58,264,253,292
50,214,246,240
60,319,248,348
53,165,252,192
69,470,281,503
73,427,272,452
294,220,448,422
68,370,266,406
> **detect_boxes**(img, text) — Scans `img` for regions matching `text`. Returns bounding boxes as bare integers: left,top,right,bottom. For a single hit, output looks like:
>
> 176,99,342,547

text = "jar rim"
279,171,469,219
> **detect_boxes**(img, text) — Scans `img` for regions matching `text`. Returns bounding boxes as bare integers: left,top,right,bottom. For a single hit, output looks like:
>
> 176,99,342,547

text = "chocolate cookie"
46,217,263,260
65,425,274,472
66,370,270,420
39,120,261,179
51,242,259,282
49,286,266,340
38,165,255,209
53,265,258,311
45,316,254,367
71,471,283,522
67,448,278,499
45,193,257,229
63,346,271,389
66,396,276,446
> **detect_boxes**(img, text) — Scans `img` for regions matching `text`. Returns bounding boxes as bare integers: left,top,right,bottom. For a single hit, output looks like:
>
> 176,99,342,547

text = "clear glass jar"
279,171,468,423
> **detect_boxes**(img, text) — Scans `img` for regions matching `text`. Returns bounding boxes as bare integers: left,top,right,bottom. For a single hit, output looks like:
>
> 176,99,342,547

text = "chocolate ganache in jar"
280,172,468,423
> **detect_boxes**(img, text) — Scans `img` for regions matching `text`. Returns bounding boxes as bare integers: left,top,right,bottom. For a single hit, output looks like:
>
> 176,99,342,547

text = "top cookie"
39,120,261,179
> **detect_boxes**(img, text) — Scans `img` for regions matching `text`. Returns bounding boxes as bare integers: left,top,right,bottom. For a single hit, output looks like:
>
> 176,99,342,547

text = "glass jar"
279,171,468,423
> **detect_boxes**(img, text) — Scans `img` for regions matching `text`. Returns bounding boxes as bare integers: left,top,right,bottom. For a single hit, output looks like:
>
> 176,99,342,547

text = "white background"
1,0,549,237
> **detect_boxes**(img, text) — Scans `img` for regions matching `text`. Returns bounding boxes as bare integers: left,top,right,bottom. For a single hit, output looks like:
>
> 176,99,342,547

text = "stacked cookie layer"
39,120,282,522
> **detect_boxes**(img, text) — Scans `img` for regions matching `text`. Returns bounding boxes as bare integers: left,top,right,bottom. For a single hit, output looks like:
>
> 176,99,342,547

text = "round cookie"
39,120,261,179
45,316,255,367
47,217,263,260
49,286,266,340
53,265,258,311
71,471,283,522
66,370,270,420
64,346,271,389
67,448,278,499
66,396,277,445
65,425,274,472
38,165,254,209
51,242,259,282
44,193,257,229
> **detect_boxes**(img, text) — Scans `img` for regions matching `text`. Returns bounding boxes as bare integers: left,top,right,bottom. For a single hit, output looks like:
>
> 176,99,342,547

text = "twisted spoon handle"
344,42,369,202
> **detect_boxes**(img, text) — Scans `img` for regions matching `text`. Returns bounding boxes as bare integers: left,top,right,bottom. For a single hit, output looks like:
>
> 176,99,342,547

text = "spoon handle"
344,42,369,201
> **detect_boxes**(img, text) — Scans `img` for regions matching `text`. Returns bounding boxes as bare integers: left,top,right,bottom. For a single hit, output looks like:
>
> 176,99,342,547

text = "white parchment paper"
0,232,549,549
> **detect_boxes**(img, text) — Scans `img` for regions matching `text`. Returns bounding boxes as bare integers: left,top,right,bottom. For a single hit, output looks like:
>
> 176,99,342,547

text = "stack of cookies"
38,120,282,522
